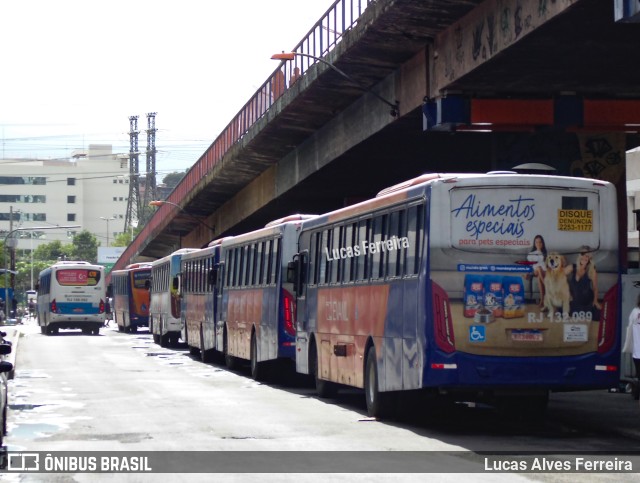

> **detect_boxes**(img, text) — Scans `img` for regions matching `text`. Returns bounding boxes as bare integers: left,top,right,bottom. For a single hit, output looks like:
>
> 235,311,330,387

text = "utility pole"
124,116,140,232
9,207,16,299
141,112,158,224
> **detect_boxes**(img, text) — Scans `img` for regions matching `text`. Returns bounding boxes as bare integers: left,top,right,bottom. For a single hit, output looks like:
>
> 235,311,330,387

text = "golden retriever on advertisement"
543,252,570,316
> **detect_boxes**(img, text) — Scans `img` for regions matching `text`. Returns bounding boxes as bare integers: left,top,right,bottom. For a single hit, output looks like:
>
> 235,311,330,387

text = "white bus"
36,261,107,335
149,248,199,347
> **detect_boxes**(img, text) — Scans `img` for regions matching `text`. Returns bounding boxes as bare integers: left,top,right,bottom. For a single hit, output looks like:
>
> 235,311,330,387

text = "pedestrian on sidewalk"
623,293,640,400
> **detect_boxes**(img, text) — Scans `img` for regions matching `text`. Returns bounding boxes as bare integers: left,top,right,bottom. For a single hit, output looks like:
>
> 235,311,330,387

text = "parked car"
0,331,13,446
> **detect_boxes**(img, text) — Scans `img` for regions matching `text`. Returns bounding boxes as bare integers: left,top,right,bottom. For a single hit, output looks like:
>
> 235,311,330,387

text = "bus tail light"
597,284,618,354
432,283,455,353
50,299,58,313
282,289,296,337
99,299,105,314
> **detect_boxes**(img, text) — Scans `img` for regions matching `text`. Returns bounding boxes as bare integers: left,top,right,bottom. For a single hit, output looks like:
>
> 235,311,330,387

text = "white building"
0,144,130,251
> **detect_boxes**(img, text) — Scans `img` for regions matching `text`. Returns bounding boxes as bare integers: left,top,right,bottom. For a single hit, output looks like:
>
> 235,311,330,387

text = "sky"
0,0,335,180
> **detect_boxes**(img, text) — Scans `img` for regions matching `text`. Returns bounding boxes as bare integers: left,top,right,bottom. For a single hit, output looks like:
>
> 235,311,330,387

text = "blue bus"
180,240,225,362
109,263,152,333
217,215,315,380
149,249,199,347
288,173,621,417
36,261,107,335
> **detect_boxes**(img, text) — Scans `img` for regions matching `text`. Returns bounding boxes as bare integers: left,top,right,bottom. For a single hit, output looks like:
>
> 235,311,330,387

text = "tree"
33,240,74,263
162,171,186,188
70,231,99,263
112,225,142,247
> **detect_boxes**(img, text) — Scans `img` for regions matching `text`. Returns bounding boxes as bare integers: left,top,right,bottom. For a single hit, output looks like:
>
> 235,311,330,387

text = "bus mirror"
172,277,179,291
289,252,307,295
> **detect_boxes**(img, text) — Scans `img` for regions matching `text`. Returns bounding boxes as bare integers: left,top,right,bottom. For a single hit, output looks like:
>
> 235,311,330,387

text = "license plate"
511,329,543,342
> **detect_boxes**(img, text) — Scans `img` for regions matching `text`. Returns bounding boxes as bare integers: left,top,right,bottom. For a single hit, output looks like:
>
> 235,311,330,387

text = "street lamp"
148,200,215,232
100,216,116,247
271,51,399,117
3,225,81,316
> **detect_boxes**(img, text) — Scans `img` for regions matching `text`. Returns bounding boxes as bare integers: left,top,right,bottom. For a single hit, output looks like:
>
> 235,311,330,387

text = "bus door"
290,250,310,374
215,261,226,351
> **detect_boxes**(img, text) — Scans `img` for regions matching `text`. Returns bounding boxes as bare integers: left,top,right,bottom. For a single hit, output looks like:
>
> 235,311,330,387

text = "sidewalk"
0,322,21,380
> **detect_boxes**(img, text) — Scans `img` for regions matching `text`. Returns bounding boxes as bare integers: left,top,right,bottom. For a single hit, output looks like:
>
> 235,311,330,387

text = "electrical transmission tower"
124,115,140,231
141,112,158,222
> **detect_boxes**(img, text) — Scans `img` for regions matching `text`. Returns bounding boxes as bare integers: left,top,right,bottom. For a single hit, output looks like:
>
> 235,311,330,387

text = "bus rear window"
133,271,151,289
56,269,101,286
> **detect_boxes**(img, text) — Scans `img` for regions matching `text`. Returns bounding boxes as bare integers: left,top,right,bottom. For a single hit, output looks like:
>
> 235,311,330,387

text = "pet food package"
463,274,484,317
483,275,504,317
502,276,525,318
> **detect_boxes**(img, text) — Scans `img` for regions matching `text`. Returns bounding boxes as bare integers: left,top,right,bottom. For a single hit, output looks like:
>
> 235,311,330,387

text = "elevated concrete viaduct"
114,0,640,268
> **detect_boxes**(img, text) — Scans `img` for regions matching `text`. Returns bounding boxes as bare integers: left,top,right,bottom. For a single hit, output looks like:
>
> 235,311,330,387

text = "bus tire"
250,332,266,381
40,326,46,335
224,328,238,370
310,341,337,398
365,346,395,419
130,325,137,333
169,333,179,347
200,330,213,363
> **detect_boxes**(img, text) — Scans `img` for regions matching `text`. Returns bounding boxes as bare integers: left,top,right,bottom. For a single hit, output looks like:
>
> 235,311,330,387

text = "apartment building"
0,144,130,251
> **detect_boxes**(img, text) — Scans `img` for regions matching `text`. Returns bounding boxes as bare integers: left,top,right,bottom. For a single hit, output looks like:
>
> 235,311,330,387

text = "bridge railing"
115,0,374,269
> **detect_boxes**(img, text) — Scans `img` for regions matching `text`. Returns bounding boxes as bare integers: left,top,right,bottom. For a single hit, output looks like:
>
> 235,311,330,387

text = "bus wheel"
224,329,238,370
365,346,395,419
92,328,100,335
250,333,266,381
130,325,137,333
310,342,337,398
40,326,46,335
169,333,179,347
200,330,213,363
159,333,169,347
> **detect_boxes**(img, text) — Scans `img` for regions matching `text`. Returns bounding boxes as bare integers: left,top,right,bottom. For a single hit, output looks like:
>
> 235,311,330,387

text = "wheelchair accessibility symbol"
469,325,485,342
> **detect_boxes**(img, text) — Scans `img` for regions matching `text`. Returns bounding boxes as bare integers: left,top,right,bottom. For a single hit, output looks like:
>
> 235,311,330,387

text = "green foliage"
112,225,142,247
71,230,99,263
162,171,186,188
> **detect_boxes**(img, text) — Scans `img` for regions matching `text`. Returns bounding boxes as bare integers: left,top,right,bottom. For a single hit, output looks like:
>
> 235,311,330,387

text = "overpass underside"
130,0,640,263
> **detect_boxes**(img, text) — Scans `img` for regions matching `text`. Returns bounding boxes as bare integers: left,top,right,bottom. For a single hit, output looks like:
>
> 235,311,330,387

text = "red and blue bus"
217,215,315,380
109,263,152,333
289,173,621,417
149,248,199,347
180,240,225,362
